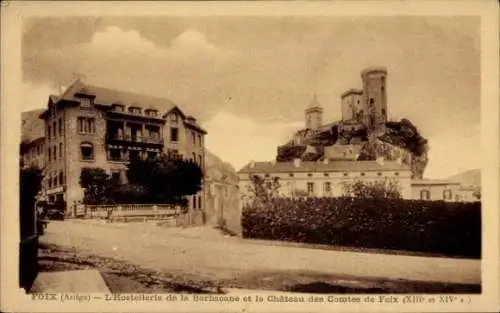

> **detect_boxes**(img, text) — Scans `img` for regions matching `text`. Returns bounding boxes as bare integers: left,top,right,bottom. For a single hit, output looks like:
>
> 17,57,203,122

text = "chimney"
271,159,276,166
250,160,255,168
293,158,301,168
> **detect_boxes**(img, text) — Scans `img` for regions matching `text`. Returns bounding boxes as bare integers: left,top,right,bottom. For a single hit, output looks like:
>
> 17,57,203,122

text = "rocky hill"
204,150,238,184
448,169,481,187
276,118,429,179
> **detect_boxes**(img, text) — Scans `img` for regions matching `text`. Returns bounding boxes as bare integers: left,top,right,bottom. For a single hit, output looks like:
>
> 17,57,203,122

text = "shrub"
343,179,402,199
242,197,481,258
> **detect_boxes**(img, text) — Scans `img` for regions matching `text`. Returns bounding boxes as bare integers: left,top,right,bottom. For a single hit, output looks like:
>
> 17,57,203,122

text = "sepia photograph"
2,1,499,312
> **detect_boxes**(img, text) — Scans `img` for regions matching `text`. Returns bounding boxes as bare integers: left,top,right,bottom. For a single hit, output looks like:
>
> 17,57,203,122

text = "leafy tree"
244,174,281,203
343,179,402,199
79,167,111,205
125,152,203,204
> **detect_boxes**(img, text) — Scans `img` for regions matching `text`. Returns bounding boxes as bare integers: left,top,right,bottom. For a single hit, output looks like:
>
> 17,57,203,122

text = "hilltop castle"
294,66,388,149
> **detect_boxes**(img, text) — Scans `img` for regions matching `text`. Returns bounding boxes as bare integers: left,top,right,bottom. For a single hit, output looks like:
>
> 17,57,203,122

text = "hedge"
242,197,481,258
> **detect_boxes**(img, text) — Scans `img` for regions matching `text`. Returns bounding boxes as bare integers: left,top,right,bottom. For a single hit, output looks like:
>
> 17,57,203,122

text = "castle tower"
340,88,363,122
361,66,388,132
305,93,323,130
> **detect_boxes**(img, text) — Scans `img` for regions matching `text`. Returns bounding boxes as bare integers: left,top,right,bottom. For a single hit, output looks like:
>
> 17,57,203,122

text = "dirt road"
40,220,480,289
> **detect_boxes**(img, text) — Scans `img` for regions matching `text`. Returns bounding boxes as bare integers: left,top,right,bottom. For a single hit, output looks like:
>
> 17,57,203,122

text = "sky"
21,16,480,178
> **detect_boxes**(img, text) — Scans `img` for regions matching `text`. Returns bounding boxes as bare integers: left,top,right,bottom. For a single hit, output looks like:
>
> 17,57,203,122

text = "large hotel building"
24,79,207,211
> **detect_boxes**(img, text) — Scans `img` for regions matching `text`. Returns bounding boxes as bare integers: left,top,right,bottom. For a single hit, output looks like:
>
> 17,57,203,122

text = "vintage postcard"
1,0,499,312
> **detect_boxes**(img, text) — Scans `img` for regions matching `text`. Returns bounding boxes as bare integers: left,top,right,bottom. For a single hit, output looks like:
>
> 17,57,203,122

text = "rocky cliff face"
205,150,238,184
276,118,429,179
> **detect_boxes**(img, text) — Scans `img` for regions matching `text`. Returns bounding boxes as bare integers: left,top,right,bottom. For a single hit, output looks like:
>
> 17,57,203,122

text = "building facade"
411,180,478,202
38,79,207,210
238,159,479,203
237,159,413,201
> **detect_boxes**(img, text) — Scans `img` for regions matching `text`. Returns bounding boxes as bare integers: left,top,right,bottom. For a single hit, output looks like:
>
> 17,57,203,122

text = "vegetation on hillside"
275,118,429,178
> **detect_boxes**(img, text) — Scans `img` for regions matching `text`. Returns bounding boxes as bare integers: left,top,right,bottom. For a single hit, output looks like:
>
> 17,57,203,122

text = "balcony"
106,133,163,146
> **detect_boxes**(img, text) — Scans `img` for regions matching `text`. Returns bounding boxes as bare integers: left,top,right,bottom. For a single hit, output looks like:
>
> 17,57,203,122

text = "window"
59,143,63,158
78,117,95,134
343,172,348,177
53,121,57,139
47,125,52,140
198,195,202,209
307,173,313,177
48,176,52,188
369,98,375,105
80,142,94,161
113,104,124,112
191,132,196,145
324,173,329,177
395,172,400,176
53,146,56,160
193,196,197,210
52,174,57,187
170,127,179,142
198,134,202,146
146,109,158,117
128,107,141,115
377,172,382,176
420,190,430,200
197,155,202,165
324,182,332,196
48,147,51,162
307,182,315,196
192,152,196,162
58,171,64,185
443,189,453,200
360,172,365,176
78,97,91,107
289,173,294,177
381,109,386,116
109,149,122,161
170,113,178,123
58,118,63,136
265,174,270,178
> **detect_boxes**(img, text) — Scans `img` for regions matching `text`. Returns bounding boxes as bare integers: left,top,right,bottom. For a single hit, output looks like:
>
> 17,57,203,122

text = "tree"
79,167,111,205
343,178,402,199
125,152,203,204
245,174,281,203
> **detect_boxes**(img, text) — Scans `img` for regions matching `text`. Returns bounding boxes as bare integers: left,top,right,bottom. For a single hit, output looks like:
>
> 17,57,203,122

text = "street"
39,220,481,292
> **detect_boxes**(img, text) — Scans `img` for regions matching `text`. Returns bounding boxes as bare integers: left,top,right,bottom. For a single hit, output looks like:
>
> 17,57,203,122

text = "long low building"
237,159,478,202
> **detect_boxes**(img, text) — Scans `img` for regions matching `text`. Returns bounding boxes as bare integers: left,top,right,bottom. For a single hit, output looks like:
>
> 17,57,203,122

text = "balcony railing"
107,134,163,144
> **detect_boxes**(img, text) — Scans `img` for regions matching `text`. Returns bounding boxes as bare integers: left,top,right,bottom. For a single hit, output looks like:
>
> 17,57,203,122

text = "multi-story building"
38,79,207,210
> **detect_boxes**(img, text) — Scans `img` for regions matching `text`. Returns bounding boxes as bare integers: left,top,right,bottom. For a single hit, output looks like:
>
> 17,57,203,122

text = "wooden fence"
79,204,183,222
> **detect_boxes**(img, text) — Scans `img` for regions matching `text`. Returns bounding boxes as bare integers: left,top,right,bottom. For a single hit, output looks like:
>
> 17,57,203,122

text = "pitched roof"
238,160,410,174
41,80,207,133
64,81,177,112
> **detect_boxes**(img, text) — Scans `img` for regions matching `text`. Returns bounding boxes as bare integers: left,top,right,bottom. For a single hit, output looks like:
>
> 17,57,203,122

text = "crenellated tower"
361,66,388,133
